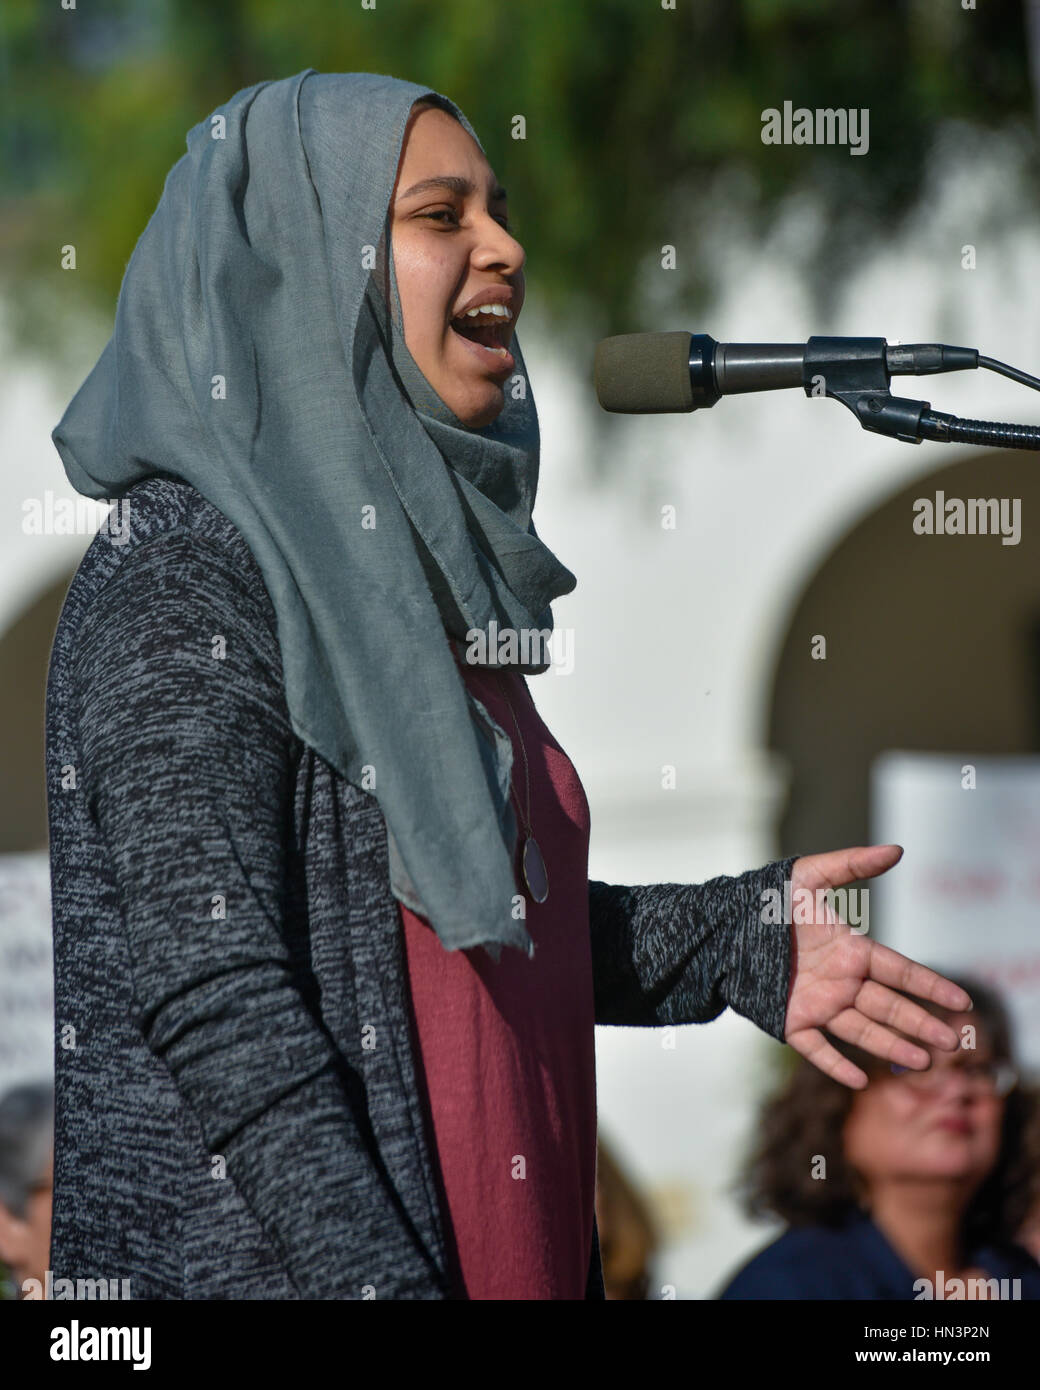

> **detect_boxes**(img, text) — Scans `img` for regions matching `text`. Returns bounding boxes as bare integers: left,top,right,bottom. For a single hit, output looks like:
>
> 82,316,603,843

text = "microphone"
593,331,979,414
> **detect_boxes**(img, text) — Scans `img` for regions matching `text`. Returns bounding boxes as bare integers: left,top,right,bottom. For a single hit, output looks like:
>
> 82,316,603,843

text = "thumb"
794,843,903,891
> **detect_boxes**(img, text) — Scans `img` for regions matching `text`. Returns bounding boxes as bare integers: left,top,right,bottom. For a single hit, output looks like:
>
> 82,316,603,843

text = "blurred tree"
1,0,1037,392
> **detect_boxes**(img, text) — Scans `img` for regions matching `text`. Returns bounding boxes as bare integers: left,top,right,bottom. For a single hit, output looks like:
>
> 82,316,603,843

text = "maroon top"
400,644,597,1299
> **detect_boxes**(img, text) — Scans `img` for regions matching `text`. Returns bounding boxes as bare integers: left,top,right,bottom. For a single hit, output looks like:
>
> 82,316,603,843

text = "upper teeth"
459,303,512,320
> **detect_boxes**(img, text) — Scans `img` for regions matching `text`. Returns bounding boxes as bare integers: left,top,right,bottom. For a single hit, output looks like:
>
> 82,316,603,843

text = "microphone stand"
800,336,1040,449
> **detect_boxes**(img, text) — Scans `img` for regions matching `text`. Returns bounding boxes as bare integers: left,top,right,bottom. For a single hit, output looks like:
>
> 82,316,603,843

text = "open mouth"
449,309,515,360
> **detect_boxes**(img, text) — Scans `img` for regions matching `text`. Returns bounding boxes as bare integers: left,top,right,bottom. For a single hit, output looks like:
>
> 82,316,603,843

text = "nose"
474,215,525,276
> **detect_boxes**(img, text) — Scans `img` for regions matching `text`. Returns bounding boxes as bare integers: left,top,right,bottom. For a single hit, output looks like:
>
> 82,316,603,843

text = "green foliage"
2,0,1038,377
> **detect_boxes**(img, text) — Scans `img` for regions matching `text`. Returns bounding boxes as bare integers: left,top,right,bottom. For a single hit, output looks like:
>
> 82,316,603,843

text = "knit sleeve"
71,530,446,1299
586,855,799,1039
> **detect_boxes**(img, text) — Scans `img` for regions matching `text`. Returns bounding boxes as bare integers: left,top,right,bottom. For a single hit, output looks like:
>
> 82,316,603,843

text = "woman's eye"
422,208,512,232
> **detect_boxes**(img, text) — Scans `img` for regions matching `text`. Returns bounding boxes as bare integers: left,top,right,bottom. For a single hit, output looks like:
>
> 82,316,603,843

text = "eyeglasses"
888,1058,1018,1097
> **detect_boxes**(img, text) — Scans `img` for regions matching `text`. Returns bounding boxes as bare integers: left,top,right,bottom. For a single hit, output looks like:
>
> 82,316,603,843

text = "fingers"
853,979,962,1053
825,1007,931,1070
865,941,973,1033
794,844,903,892
787,1028,869,1090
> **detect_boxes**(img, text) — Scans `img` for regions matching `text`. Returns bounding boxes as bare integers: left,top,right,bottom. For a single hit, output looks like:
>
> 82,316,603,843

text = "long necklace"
498,677,549,904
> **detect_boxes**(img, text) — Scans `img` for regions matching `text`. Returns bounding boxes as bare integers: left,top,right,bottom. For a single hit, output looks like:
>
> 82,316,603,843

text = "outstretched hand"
783,844,972,1089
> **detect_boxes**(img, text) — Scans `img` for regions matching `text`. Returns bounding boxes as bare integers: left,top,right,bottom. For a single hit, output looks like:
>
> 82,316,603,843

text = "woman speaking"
46,69,970,1300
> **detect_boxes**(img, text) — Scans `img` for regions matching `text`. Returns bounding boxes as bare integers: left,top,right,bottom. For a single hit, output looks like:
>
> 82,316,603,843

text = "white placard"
871,752,1040,1071
0,853,54,1095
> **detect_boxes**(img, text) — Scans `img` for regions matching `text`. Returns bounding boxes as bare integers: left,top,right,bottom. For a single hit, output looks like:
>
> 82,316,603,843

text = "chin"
914,1144,991,1182
452,389,505,429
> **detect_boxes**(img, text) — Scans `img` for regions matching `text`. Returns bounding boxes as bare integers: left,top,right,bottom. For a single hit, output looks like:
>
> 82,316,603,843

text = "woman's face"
843,1015,1005,1194
390,103,525,428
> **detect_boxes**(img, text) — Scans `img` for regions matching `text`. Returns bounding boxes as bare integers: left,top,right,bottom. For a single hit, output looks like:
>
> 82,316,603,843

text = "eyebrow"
397,174,507,203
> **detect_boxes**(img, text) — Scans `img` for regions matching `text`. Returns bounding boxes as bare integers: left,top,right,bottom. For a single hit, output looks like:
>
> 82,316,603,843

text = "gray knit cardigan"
44,476,797,1300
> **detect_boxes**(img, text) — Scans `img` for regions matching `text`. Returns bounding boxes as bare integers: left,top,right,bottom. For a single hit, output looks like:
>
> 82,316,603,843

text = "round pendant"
522,835,549,904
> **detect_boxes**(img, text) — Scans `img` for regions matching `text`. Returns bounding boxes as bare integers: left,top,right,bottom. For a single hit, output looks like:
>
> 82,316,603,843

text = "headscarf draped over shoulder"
51,69,577,959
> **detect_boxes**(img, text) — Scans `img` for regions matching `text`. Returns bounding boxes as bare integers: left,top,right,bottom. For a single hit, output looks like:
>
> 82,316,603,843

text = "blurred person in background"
594,1134,658,1299
1017,1199,1040,1261
0,1081,54,1299
718,976,1040,1299
1014,1095,1040,1261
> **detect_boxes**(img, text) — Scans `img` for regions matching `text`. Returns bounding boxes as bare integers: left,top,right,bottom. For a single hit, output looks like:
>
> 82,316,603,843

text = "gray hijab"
50,68,577,960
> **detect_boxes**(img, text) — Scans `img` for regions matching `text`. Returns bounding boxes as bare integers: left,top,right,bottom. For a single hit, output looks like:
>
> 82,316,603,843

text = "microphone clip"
803,337,926,445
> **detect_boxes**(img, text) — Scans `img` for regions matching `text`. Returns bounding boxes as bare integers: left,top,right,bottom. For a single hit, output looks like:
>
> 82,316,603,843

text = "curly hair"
734,973,1040,1249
